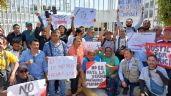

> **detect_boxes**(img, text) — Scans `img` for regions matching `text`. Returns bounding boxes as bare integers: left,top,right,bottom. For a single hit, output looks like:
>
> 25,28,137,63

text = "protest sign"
7,79,46,96
48,56,77,80
118,0,142,17
74,7,96,26
86,62,106,88
127,32,155,51
51,14,71,29
146,43,171,69
84,42,101,51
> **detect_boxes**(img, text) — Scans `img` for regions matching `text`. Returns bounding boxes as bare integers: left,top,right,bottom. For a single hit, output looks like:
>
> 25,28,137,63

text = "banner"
86,62,106,88
84,42,101,51
146,43,171,69
74,7,96,26
127,32,155,51
7,79,46,96
48,56,77,80
118,0,143,17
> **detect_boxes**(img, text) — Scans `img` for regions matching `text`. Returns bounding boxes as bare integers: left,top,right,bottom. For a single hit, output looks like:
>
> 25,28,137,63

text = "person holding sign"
118,48,143,96
43,29,67,96
68,36,87,96
157,27,171,96
82,50,105,96
139,54,169,96
98,47,120,96
67,28,85,48
116,7,144,33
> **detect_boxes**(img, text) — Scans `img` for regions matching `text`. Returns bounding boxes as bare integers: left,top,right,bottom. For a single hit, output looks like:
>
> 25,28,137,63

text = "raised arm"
35,12,44,31
116,9,124,29
134,7,144,30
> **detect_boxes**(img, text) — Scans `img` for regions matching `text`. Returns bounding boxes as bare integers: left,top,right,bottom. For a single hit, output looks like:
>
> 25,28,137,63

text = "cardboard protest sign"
86,62,106,88
7,79,46,96
127,32,155,51
118,0,142,17
48,56,77,80
51,14,71,29
84,42,101,51
146,43,171,69
74,7,96,26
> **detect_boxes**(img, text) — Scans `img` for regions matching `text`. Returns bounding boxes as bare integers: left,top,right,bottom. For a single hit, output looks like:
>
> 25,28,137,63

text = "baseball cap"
164,26,171,32
25,22,32,26
18,65,28,72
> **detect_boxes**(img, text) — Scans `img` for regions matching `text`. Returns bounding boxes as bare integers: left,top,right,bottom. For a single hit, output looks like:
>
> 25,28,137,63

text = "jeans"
70,74,79,94
48,80,66,96
123,78,139,96
106,76,118,96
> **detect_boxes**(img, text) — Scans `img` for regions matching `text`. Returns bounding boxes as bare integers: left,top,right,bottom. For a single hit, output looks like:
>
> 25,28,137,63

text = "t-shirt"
22,30,36,47
7,32,26,46
98,52,120,77
139,66,168,96
0,51,18,70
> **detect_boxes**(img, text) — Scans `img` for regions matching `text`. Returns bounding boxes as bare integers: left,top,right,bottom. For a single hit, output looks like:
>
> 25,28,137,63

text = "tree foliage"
0,0,7,10
157,0,171,26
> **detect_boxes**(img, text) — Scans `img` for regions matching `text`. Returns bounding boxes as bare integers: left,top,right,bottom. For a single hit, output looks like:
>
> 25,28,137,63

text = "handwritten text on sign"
7,79,46,96
146,43,171,69
48,56,77,80
74,7,96,26
86,62,106,88
127,32,155,51
118,0,142,17
84,42,101,51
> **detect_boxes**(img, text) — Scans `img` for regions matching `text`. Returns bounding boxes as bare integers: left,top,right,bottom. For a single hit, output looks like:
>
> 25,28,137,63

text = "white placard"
48,56,77,80
74,7,96,26
127,32,155,51
84,42,101,51
118,0,143,17
7,79,46,96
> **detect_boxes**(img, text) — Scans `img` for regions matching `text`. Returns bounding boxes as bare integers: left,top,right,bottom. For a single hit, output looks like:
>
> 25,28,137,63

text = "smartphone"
45,11,50,18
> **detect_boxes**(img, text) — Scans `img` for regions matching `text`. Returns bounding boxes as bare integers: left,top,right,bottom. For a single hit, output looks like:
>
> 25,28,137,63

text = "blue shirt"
84,34,94,41
19,49,47,80
43,40,68,56
82,56,101,72
118,56,144,81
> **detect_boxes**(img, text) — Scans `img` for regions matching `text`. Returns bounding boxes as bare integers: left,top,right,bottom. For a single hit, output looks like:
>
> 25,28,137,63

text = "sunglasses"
19,70,28,73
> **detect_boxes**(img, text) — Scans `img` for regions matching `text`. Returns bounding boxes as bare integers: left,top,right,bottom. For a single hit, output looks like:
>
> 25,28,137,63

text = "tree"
158,0,171,26
0,0,7,10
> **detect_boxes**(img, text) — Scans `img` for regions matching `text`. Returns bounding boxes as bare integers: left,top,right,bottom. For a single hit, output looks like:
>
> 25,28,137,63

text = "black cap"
18,65,28,72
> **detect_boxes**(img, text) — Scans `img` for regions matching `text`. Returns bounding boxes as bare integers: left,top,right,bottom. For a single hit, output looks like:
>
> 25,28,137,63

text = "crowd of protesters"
0,6,171,96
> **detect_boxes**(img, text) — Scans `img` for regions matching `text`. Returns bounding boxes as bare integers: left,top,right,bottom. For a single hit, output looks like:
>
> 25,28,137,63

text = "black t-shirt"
7,32,26,45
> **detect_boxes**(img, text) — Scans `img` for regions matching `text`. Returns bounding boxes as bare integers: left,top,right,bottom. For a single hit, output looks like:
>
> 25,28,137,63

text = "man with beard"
142,20,152,32
116,7,144,33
